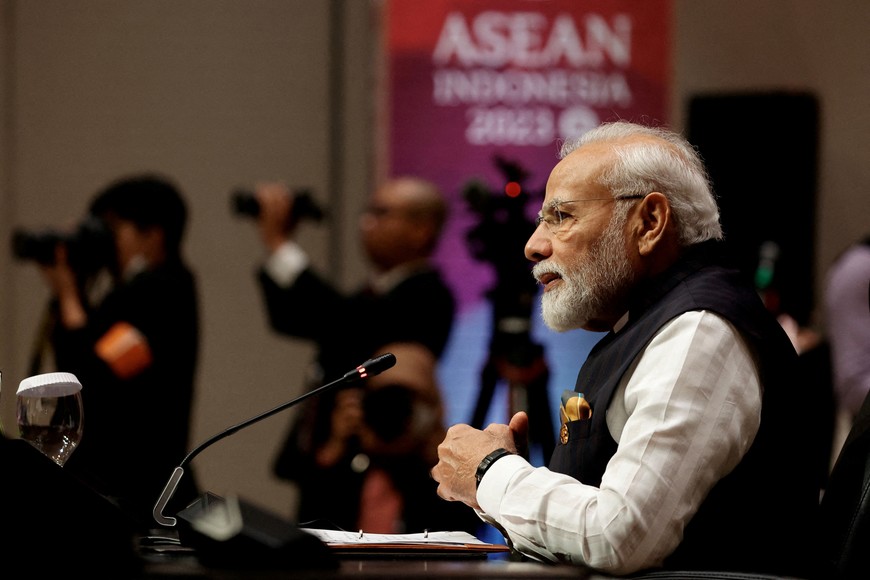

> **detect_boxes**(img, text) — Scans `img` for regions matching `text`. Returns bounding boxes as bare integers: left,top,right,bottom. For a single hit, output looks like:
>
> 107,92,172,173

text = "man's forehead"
544,146,611,203
372,187,409,209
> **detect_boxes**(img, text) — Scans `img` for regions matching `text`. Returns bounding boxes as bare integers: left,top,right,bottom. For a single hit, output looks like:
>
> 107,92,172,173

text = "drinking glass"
16,372,83,466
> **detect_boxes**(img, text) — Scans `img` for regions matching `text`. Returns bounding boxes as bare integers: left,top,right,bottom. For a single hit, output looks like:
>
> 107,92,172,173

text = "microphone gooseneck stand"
152,353,397,527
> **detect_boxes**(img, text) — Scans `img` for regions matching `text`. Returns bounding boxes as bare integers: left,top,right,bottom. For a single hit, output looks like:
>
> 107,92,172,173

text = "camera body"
230,188,325,224
11,215,114,274
362,384,416,443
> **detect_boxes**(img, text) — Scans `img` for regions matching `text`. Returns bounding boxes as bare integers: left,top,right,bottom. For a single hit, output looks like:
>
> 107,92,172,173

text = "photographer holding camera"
246,177,475,533
19,174,200,531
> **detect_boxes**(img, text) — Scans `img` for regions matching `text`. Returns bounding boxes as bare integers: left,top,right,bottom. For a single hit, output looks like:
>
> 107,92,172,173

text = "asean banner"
387,0,670,309
384,0,671,434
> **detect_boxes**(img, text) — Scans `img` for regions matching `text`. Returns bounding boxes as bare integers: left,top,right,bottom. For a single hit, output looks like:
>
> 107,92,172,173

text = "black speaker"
174,492,338,570
687,91,820,324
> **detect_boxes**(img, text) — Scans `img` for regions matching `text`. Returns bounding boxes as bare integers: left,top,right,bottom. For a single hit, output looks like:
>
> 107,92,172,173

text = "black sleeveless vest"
549,241,818,576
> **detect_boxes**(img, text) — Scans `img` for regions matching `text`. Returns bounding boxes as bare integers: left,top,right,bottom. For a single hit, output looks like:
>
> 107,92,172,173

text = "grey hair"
559,121,723,245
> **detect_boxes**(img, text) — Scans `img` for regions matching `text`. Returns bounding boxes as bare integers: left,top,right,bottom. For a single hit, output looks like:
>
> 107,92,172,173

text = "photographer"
247,177,475,533
347,341,451,533
20,174,200,531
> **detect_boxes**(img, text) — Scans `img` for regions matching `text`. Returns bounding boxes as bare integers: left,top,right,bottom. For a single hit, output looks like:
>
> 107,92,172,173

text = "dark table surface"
139,552,608,579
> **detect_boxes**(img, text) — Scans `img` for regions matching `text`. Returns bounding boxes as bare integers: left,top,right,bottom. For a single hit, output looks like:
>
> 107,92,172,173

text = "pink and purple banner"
384,0,672,445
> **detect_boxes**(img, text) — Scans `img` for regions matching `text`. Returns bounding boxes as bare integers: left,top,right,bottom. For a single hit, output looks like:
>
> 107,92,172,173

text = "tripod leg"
526,369,554,461
507,369,554,464
471,358,500,428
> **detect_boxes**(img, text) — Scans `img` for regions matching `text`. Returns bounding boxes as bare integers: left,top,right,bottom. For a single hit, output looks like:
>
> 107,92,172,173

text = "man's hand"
431,411,529,510
39,244,87,329
255,181,296,252
508,411,530,459
315,387,364,468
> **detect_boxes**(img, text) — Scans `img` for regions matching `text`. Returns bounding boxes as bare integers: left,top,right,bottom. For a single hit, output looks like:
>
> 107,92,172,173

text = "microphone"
153,353,396,527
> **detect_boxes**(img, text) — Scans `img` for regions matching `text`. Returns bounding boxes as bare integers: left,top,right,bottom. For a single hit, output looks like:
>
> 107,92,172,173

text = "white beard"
534,215,633,332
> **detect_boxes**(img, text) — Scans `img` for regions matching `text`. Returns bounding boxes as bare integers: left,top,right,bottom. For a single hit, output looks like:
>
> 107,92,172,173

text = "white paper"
301,528,490,546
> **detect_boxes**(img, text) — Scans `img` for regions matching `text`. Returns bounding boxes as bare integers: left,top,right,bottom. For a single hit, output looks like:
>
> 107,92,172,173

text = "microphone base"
175,492,338,570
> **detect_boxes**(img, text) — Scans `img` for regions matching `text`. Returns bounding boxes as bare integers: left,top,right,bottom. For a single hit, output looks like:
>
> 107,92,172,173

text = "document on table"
301,528,511,554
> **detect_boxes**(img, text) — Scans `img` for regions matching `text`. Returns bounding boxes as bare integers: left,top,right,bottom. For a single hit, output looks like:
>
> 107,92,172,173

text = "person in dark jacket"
34,174,200,531
432,121,818,576
252,176,476,533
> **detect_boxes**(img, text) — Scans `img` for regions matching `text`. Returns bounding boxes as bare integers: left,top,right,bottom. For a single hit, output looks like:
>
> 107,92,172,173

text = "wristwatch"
475,448,514,488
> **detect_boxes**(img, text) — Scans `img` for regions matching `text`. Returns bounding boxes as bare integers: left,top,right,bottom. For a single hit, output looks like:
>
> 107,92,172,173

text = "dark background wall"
688,92,820,324
1,0,868,521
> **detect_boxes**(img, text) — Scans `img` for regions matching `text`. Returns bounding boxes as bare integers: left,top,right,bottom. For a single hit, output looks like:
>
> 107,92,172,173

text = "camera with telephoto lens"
230,188,326,223
11,215,115,274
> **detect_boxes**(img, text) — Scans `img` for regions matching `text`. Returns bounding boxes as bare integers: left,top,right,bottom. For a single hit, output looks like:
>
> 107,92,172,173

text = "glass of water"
16,372,83,466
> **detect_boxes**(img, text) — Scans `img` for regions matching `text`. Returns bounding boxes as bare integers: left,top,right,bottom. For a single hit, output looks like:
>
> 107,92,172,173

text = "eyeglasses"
534,194,646,234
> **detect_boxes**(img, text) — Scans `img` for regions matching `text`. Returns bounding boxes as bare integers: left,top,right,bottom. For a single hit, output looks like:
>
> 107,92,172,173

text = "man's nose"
524,225,551,262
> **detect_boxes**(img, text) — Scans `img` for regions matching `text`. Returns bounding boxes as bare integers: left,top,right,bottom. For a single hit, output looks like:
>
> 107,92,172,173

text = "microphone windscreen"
347,352,397,381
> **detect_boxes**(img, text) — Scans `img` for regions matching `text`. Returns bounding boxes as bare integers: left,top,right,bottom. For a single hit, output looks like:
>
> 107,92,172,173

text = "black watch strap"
475,448,514,488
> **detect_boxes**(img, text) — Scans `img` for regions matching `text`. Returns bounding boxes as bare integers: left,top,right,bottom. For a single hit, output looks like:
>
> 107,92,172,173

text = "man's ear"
636,192,671,256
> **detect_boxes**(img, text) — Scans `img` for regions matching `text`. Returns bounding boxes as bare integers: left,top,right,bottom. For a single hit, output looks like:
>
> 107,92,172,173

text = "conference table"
7,436,613,579
135,513,609,579
139,551,611,579
9,438,805,579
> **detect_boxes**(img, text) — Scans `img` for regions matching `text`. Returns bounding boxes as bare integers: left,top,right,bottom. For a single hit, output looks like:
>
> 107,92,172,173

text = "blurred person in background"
351,341,455,533
825,234,870,464
249,176,476,533
26,174,200,531
755,239,834,492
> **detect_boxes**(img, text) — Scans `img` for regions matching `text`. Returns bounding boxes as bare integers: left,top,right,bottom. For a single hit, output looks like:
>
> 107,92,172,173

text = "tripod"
464,155,555,462
468,262,555,463
470,320,554,463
